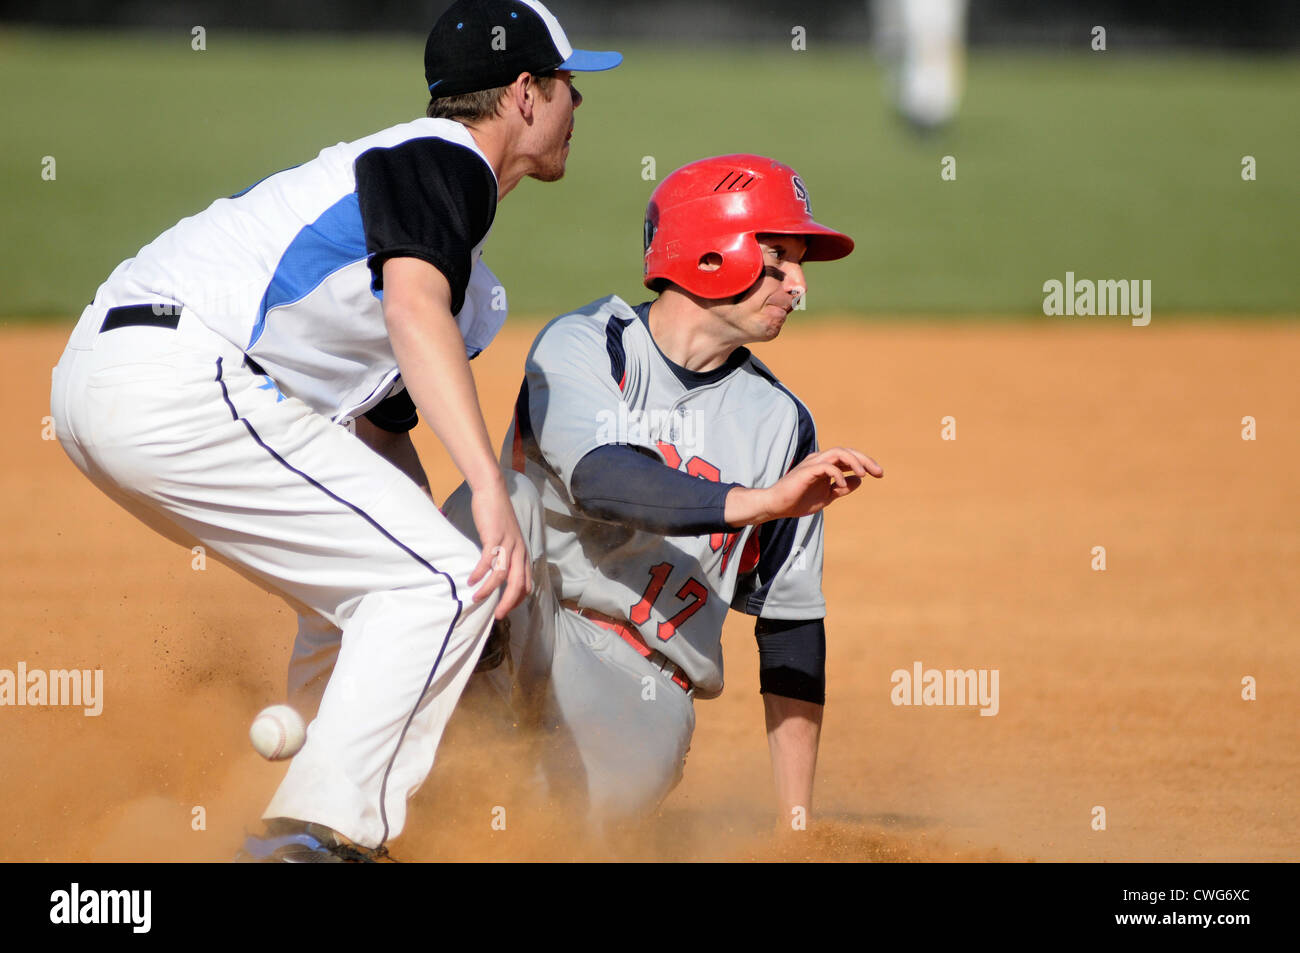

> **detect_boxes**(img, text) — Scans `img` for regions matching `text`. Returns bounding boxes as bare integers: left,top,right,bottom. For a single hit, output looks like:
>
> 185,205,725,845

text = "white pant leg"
288,612,341,722
50,306,497,848
873,0,968,128
442,472,555,712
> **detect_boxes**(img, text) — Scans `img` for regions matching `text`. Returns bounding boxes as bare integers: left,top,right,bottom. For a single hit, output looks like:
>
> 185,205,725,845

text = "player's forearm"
724,485,775,526
384,301,501,494
354,417,432,498
764,693,823,826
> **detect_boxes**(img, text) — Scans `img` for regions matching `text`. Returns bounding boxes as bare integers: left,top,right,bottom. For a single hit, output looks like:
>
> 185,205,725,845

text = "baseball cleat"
234,819,390,863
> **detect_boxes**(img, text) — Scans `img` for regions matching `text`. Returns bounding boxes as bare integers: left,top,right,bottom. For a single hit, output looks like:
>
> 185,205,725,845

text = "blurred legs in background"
873,0,970,131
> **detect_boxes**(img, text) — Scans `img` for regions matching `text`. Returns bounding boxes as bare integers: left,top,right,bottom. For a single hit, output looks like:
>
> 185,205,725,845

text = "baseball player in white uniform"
440,155,884,828
48,0,620,862
872,0,969,131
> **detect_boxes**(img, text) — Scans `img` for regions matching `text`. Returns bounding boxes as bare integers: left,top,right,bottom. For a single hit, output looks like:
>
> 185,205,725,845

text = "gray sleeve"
523,316,660,498
730,392,826,620
731,510,826,620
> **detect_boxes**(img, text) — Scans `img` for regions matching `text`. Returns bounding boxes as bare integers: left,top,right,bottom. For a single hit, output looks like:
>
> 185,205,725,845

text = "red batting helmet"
642,154,854,299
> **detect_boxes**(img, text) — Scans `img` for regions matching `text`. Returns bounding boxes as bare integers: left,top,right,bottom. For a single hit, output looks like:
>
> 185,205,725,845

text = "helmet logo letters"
791,175,812,214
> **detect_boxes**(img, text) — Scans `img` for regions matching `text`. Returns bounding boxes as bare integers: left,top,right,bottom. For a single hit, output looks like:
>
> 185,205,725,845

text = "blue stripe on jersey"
228,161,302,199
249,193,368,348
512,376,563,482
738,364,818,613
605,315,634,387
514,379,535,445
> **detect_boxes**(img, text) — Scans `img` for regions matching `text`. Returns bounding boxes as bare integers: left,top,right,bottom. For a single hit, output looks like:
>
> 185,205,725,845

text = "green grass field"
3,28,1297,319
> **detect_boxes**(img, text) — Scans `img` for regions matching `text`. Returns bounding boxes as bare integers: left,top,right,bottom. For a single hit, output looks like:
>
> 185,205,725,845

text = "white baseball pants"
50,302,498,848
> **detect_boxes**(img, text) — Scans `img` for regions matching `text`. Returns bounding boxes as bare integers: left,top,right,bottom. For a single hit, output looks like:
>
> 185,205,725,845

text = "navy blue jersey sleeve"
354,137,497,315
362,386,418,434
570,444,740,534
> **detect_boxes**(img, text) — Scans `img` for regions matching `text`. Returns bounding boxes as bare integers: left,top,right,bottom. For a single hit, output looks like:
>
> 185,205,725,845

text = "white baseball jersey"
503,294,826,698
53,115,520,848
82,117,506,422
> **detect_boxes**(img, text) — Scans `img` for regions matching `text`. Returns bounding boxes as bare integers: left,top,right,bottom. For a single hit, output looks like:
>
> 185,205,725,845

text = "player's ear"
507,73,535,122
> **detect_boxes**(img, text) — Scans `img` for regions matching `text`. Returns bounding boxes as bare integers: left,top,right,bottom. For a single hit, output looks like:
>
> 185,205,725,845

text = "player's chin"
528,148,569,184
759,309,789,339
528,163,566,184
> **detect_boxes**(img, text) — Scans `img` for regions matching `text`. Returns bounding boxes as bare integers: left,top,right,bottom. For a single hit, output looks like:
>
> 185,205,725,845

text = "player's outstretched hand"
725,447,882,526
467,480,533,619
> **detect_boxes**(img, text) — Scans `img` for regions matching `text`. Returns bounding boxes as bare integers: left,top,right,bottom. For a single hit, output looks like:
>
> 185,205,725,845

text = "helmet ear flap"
677,230,763,299
715,230,765,298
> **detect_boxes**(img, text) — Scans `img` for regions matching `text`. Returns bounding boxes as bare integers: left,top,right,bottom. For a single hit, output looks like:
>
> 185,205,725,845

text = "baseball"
249,705,306,761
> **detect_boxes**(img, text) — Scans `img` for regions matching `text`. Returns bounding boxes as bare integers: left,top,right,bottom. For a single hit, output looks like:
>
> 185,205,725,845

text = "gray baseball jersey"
503,294,825,699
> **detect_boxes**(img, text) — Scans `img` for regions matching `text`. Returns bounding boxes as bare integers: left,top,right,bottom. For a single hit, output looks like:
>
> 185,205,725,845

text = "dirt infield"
3,318,1296,862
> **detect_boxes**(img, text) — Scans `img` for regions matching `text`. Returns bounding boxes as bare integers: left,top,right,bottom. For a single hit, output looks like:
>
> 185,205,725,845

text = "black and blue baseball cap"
425,0,622,98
